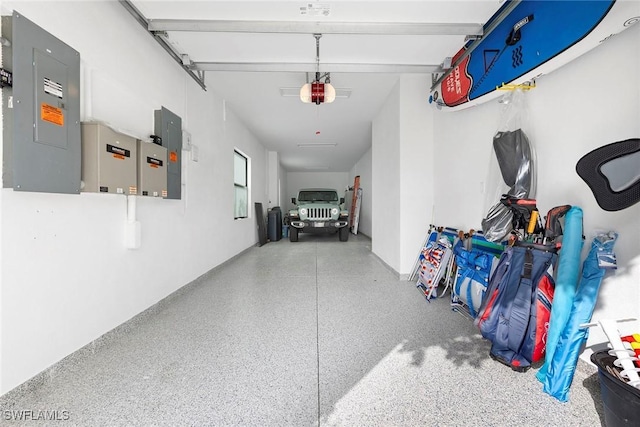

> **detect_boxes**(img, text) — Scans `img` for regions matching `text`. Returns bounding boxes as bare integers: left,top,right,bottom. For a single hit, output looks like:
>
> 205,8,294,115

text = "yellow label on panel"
41,103,64,126
169,151,178,162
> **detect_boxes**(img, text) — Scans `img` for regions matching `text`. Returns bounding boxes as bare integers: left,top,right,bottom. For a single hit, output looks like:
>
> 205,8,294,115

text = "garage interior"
0,1,639,425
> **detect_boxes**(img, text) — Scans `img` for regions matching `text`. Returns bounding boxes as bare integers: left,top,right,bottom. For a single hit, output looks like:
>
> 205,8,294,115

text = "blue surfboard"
429,0,640,111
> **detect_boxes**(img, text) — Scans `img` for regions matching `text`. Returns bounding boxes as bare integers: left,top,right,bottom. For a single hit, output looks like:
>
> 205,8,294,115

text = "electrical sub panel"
154,107,182,199
2,11,81,194
137,140,167,198
81,122,137,195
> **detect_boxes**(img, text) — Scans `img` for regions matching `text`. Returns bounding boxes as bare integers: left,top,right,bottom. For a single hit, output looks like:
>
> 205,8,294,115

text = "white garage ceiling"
125,1,504,171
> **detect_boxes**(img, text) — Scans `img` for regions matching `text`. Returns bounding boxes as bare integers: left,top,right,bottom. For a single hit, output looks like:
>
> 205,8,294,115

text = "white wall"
349,146,372,237
279,162,286,209
372,81,401,271
399,75,435,275
267,151,280,209
371,76,436,275
0,1,267,394
433,23,640,349
432,102,500,228
286,171,350,210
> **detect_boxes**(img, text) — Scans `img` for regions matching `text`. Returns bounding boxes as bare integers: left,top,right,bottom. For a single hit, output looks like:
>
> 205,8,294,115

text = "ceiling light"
303,166,331,170
300,34,335,105
280,87,351,99
297,143,337,148
300,81,336,104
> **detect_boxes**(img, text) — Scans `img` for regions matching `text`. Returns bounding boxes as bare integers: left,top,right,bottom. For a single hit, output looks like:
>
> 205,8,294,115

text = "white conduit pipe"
125,195,141,249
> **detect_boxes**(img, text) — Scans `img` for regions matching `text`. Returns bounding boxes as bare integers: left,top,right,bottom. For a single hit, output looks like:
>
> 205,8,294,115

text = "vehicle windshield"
298,191,338,202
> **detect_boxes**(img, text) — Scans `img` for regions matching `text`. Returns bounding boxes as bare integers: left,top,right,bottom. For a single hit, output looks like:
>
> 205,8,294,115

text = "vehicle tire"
290,227,299,242
339,226,349,242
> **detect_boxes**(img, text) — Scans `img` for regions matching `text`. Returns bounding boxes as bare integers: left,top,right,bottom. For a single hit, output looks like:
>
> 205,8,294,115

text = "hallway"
1,234,605,426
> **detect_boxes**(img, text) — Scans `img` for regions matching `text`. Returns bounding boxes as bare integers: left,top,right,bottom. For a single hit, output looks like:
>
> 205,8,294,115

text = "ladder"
352,187,362,235
349,175,360,230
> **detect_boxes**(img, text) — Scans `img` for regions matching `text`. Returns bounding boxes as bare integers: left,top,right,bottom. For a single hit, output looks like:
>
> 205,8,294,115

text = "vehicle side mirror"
340,197,345,204
291,197,296,204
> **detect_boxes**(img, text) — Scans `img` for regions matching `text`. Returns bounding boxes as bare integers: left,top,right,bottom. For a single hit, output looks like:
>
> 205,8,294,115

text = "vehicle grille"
308,208,332,220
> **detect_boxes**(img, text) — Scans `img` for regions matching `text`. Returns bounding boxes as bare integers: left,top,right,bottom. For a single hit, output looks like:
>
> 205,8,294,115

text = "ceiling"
127,1,504,172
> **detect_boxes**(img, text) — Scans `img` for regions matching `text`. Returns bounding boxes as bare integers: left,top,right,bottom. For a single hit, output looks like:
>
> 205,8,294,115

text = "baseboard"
370,251,404,280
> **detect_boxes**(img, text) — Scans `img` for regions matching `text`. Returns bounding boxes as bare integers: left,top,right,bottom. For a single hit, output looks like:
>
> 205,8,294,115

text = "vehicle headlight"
299,208,308,216
331,208,339,216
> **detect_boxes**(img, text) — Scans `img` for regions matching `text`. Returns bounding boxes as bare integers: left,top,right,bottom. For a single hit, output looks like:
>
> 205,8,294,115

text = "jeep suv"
288,188,349,242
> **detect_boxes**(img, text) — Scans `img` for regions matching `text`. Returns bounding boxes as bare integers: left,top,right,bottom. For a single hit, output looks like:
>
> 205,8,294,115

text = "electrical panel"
137,140,167,198
2,11,81,193
81,122,137,195
154,107,182,199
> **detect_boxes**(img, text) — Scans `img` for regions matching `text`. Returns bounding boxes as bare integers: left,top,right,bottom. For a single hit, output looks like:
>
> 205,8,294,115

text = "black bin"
268,208,282,241
591,350,640,426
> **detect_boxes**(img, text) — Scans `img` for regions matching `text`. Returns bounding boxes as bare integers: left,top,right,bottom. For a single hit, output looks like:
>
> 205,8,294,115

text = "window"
234,150,248,219
298,190,338,202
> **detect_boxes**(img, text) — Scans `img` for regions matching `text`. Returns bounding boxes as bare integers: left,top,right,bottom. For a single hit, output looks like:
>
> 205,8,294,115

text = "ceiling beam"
148,20,483,36
119,0,206,90
191,62,440,73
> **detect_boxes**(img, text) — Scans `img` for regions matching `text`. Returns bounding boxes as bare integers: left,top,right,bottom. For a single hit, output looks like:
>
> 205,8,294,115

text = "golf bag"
475,242,557,371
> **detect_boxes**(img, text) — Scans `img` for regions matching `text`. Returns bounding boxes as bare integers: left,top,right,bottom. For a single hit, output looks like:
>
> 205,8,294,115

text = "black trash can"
274,207,282,239
591,350,640,426
267,208,282,241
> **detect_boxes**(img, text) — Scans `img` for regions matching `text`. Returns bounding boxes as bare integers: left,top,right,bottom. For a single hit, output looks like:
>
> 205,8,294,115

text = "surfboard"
429,0,640,111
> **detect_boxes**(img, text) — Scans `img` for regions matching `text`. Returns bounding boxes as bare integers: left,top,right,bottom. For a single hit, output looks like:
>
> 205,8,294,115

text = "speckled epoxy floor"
0,233,606,426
